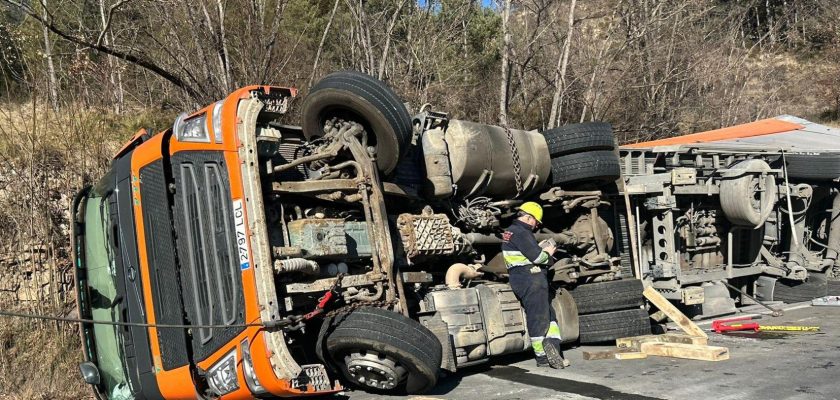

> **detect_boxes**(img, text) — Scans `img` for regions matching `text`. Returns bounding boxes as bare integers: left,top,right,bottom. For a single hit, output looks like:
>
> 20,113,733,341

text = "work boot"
535,353,551,368
543,337,571,369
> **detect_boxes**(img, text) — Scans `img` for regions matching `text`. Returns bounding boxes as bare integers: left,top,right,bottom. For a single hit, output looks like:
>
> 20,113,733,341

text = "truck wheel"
784,153,840,180
302,70,412,175
570,279,645,315
829,278,840,295
321,307,441,394
549,150,621,186
578,308,651,344
720,159,777,228
773,273,828,303
541,122,616,157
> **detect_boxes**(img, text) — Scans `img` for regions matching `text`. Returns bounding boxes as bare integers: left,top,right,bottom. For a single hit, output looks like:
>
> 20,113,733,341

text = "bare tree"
378,0,408,79
39,0,58,111
498,0,512,126
548,0,576,128
309,0,341,87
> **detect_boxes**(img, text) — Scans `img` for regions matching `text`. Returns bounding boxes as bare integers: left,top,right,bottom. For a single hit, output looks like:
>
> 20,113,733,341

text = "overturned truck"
72,72,838,399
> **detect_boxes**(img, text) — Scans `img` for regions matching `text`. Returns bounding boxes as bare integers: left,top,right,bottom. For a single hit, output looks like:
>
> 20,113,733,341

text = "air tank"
443,119,550,198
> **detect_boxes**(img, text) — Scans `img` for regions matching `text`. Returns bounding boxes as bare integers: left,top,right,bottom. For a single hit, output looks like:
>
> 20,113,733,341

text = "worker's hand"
544,245,557,255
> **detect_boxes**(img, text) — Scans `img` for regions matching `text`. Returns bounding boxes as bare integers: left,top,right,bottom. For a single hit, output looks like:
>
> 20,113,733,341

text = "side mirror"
79,361,101,385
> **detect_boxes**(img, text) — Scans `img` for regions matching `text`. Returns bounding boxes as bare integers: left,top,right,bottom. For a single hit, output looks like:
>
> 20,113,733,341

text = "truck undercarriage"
72,71,840,399
236,74,636,394
620,144,840,316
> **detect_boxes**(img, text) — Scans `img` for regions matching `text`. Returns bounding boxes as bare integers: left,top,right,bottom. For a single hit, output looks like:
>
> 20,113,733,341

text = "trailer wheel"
720,159,777,228
321,307,441,394
302,71,412,175
774,273,828,303
578,308,651,344
541,122,616,157
570,279,645,315
549,150,621,186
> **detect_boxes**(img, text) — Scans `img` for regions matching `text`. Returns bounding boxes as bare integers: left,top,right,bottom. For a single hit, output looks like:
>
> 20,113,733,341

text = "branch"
96,0,132,47
3,0,202,100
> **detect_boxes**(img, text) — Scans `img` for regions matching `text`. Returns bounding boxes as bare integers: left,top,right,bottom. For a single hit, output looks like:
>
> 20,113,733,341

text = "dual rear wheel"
541,123,622,187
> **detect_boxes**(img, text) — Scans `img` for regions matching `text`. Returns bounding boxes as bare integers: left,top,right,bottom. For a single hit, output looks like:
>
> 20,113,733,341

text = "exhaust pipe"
445,263,483,289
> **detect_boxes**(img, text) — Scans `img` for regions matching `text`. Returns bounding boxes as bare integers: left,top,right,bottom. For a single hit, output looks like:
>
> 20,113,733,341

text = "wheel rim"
342,350,407,390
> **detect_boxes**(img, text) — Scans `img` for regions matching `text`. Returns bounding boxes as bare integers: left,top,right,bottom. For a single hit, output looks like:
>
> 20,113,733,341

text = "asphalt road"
344,304,840,400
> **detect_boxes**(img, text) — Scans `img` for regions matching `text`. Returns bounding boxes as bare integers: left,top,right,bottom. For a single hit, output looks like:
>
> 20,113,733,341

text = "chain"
502,123,523,196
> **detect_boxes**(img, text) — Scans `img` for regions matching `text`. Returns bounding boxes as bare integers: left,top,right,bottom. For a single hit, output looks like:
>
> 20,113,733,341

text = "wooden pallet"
586,287,728,362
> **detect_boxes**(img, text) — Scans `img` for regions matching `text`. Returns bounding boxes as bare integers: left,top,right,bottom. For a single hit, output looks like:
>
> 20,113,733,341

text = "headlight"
174,112,210,143
211,101,224,143
206,350,239,396
241,339,268,395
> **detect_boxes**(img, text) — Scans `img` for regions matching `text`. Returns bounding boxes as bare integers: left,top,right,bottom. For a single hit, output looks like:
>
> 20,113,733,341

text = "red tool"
712,316,760,333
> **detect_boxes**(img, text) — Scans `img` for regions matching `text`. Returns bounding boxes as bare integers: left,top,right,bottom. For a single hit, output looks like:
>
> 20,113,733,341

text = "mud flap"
551,288,580,344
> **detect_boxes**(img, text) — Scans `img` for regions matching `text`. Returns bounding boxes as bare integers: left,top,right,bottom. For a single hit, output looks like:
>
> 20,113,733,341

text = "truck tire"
774,273,828,303
570,279,645,315
720,159,777,228
302,70,412,175
549,150,621,186
784,153,840,180
321,307,441,394
829,278,840,295
578,308,652,344
541,122,616,157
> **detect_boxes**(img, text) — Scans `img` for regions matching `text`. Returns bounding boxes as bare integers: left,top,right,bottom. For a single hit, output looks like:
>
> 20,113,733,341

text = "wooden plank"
650,310,667,322
640,342,729,361
616,333,708,351
615,351,648,360
582,348,632,360
643,287,708,338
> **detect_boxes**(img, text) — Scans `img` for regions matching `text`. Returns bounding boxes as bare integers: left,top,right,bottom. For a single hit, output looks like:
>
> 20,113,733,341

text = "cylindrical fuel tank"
444,119,550,198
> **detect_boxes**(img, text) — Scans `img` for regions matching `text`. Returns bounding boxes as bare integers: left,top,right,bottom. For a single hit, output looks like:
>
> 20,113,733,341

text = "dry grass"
0,316,90,400
0,102,173,399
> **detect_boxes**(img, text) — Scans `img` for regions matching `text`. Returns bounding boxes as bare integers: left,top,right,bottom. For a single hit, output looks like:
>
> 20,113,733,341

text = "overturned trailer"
71,72,838,399
619,116,840,316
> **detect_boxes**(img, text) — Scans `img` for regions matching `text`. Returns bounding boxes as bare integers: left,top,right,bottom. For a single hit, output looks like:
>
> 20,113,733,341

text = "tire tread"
550,150,621,186
578,308,651,344
542,122,615,157
570,279,645,315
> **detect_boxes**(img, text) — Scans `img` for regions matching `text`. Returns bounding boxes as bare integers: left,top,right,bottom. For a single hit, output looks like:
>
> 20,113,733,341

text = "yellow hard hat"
519,202,544,223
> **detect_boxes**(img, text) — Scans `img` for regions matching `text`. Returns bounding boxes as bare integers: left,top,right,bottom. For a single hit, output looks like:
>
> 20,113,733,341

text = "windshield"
78,176,134,400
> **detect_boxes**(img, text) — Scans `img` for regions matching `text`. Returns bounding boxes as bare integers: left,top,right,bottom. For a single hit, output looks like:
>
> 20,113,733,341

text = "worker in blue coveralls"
502,201,570,369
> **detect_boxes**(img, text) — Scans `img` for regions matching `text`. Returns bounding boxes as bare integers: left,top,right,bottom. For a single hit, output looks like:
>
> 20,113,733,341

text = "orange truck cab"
72,85,344,399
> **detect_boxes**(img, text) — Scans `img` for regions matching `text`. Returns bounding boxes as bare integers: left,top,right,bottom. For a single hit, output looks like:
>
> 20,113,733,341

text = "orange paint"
130,133,199,399
624,118,804,148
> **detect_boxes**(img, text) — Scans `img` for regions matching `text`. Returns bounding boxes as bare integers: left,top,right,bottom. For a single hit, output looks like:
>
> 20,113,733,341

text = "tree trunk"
378,0,407,79
498,0,511,126
548,0,577,128
40,0,59,111
215,0,232,90
99,0,124,113
309,0,341,87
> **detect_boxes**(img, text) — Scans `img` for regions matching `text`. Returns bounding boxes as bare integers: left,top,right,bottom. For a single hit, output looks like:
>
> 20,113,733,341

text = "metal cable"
0,309,294,330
